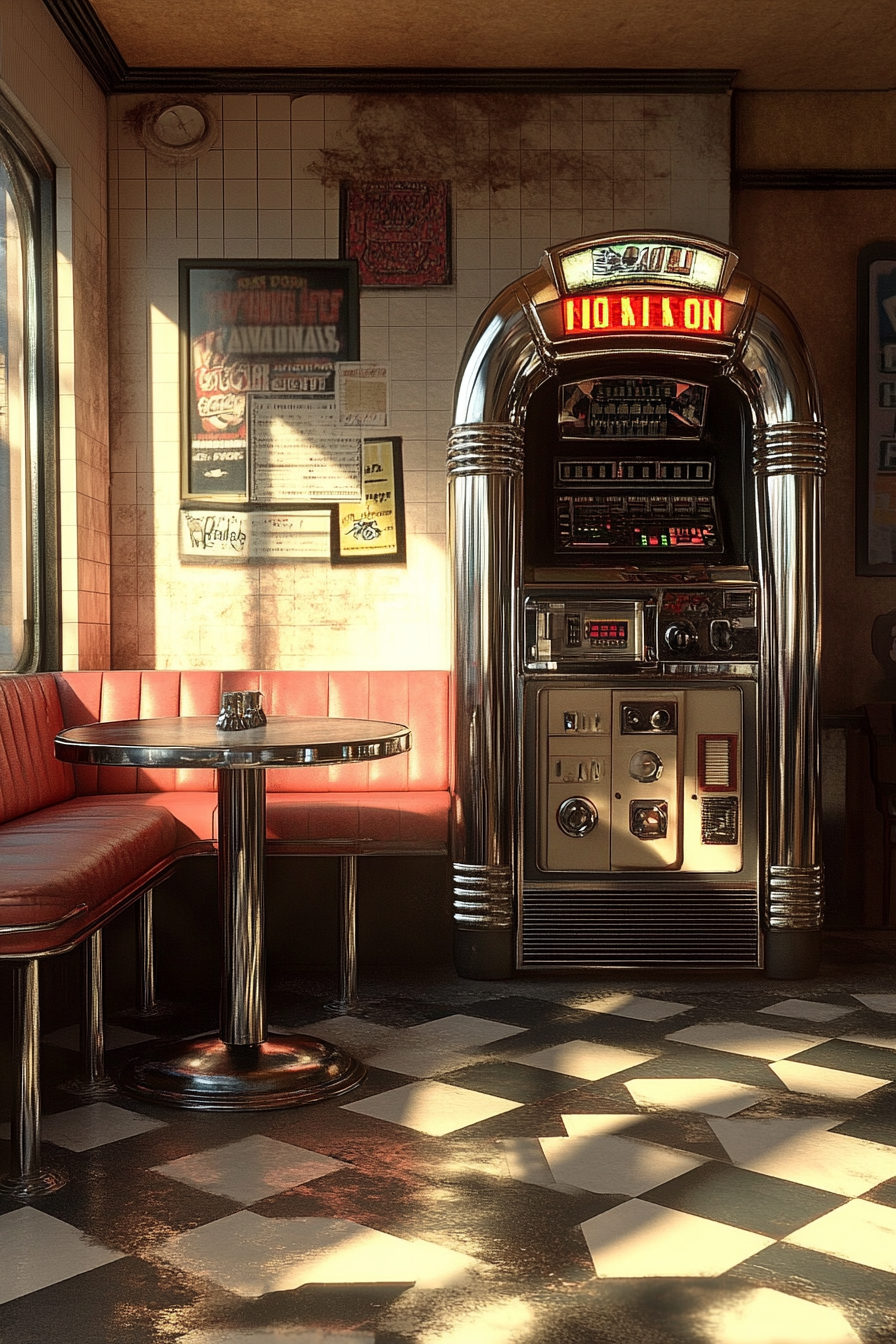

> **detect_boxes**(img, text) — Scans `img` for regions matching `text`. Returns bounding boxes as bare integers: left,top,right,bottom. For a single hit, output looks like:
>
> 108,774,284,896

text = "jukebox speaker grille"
521,890,758,966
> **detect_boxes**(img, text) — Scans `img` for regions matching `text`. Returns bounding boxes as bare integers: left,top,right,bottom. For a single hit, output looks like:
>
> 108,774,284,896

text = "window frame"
0,96,58,672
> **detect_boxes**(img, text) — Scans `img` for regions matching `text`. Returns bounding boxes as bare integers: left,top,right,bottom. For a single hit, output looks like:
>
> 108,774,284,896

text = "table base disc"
116,1033,366,1110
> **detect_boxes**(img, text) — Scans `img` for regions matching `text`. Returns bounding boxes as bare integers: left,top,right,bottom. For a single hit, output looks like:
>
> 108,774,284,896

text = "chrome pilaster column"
448,424,524,977
0,960,66,1198
325,855,360,1015
738,286,827,977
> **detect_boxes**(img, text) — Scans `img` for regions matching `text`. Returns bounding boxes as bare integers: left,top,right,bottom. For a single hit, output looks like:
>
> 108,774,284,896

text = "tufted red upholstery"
0,799,178,955
54,670,448,796
0,675,75,824
0,670,449,961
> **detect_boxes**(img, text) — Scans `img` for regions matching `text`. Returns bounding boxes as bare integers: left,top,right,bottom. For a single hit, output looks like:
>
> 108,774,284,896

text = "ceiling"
65,0,896,91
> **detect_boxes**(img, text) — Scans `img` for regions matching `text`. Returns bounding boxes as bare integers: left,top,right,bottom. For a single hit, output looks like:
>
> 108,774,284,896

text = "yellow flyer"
334,438,406,563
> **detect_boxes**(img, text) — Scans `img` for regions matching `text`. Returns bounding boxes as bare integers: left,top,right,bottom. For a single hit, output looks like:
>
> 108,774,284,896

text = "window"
0,100,57,671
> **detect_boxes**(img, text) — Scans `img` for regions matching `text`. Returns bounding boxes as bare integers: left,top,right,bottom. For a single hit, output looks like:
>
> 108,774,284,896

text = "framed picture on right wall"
857,241,896,575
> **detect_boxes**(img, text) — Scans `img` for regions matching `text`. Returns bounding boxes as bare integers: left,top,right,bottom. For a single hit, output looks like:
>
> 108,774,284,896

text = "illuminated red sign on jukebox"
563,292,728,336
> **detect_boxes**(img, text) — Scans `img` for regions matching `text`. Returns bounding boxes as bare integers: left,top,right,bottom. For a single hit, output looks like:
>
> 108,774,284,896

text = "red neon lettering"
562,292,728,337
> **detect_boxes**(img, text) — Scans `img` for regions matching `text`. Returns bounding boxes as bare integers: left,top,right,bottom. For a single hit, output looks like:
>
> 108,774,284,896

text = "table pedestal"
117,767,365,1109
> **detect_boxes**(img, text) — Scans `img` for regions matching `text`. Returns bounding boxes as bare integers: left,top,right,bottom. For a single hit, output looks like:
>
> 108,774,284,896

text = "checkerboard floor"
3,935,896,1343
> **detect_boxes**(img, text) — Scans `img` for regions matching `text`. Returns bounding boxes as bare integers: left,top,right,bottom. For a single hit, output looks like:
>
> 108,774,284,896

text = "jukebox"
448,231,825,980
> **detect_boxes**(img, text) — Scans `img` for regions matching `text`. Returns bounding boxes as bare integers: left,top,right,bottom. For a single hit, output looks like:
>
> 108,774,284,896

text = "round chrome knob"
629,749,663,782
557,796,598,837
665,622,696,653
650,707,671,731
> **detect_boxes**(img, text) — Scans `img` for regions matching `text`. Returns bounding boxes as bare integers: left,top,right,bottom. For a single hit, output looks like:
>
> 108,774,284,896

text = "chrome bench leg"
62,931,117,1099
325,855,360,1015
137,888,157,1013
0,960,66,1198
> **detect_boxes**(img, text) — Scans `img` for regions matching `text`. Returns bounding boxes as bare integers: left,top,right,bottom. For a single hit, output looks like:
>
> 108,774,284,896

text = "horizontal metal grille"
521,889,759,967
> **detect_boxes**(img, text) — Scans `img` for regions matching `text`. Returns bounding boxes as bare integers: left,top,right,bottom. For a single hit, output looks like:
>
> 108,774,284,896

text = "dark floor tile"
645,1159,848,1236
438,1060,587,1103
785,1039,896,1080
456,996,597,1029
624,1042,787,1089
732,1241,896,1328
0,1254,200,1344
829,1113,896,1147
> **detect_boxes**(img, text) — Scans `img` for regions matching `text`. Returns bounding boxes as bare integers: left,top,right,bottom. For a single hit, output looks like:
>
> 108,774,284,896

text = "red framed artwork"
341,180,451,288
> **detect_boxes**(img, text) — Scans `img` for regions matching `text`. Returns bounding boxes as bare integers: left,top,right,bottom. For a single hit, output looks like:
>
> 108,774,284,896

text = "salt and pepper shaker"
216,690,266,731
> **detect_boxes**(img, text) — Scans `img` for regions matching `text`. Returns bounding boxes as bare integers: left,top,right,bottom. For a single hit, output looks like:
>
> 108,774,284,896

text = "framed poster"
331,438,406,564
857,241,896,575
180,258,360,502
340,181,451,287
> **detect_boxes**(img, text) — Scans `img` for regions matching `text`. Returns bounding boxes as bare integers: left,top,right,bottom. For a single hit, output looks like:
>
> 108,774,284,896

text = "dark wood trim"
117,67,739,96
41,4,738,96
42,0,127,93
735,169,896,191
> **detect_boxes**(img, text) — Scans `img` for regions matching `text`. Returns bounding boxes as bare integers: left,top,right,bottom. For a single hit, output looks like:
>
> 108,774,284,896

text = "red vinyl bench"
0,669,449,1197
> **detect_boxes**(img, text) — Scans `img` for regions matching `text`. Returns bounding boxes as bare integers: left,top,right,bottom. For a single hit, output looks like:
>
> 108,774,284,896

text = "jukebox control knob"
665,621,697,653
650,707,671,731
629,750,663,782
557,796,598,838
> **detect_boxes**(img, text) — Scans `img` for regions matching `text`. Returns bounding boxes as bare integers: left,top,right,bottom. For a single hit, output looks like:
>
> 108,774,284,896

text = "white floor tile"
364,1045,473,1078
695,1286,862,1343
853,994,896,1014
41,1102,166,1152
152,1135,347,1205
577,993,693,1022
506,1040,654,1080
580,1199,773,1277
341,1079,521,1136
758,999,855,1023
562,1114,647,1136
43,1022,157,1050
785,1197,896,1274
667,1022,826,1061
155,1212,479,1297
709,1117,896,1196
0,1207,124,1305
282,1018,401,1057
770,1060,889,1099
499,1138,582,1193
401,1014,528,1048
540,1132,705,1196
625,1077,767,1116
841,1033,896,1051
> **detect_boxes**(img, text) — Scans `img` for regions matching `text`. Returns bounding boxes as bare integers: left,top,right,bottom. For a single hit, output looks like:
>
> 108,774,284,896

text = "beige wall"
733,92,896,715
107,91,730,671
0,0,109,670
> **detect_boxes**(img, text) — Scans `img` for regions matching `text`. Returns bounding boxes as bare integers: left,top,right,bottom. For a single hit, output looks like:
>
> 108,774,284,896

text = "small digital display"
584,620,628,644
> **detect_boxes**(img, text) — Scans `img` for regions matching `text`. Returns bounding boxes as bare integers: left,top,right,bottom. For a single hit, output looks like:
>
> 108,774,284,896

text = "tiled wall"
0,0,109,670
107,92,729,671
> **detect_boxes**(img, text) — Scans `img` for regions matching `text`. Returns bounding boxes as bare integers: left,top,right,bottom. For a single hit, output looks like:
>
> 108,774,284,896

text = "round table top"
55,714,412,770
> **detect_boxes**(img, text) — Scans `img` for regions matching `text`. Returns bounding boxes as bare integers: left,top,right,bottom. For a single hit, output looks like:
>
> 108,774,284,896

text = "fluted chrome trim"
768,865,825,929
753,424,827,476
452,863,514,929
447,424,525,477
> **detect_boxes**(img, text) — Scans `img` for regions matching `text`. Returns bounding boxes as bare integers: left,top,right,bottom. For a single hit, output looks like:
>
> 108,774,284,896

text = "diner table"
54,713,411,1110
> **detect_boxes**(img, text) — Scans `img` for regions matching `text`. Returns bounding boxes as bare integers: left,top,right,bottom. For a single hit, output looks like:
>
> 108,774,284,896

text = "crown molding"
42,2,737,97
735,168,896,190
117,67,739,96
43,0,127,92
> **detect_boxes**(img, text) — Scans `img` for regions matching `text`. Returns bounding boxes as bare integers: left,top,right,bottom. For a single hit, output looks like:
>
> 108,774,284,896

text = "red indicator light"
563,293,726,337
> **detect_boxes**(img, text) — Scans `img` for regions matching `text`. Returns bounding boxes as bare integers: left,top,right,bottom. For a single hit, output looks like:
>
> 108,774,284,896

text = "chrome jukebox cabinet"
448,232,825,980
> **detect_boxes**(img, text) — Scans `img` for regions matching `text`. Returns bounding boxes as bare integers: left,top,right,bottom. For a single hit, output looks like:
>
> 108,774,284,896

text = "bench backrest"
0,674,75,822
55,670,448,795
